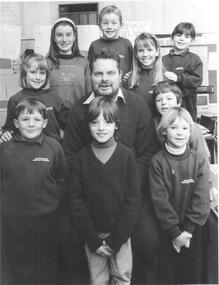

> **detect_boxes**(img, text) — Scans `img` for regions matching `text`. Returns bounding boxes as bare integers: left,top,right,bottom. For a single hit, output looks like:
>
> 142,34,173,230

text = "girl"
149,106,210,284
69,96,141,284
126,32,165,114
46,17,92,108
0,53,69,143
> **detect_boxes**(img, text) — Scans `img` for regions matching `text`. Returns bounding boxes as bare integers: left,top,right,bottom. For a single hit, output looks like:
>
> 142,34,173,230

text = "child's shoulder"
117,142,136,159
43,135,64,152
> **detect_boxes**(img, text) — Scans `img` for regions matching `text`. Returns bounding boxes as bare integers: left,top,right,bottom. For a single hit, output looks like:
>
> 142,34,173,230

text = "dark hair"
99,5,122,24
15,97,47,120
172,22,196,40
153,81,182,104
89,49,121,73
88,96,120,137
47,19,82,69
20,53,50,90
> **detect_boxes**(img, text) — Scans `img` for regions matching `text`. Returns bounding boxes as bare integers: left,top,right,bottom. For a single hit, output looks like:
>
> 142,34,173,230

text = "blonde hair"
20,53,50,90
157,106,194,144
130,33,164,88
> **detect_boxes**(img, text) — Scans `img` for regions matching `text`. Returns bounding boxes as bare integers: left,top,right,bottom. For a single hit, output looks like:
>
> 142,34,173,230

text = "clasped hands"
172,231,192,253
96,241,114,257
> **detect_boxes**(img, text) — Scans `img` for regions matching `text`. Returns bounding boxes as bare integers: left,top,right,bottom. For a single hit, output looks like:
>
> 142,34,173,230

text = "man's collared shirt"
83,88,126,104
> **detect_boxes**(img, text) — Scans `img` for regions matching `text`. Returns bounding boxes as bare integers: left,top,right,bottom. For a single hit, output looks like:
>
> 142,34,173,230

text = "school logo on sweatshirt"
32,157,50,162
175,66,184,71
181,178,195,184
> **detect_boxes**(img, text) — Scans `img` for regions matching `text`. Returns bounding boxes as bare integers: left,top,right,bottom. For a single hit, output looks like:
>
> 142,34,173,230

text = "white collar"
165,143,187,155
83,88,126,104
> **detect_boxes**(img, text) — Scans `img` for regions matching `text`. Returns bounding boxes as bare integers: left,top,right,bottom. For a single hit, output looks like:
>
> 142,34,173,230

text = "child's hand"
96,244,112,257
173,231,192,250
123,71,132,82
164,71,177,82
0,131,12,143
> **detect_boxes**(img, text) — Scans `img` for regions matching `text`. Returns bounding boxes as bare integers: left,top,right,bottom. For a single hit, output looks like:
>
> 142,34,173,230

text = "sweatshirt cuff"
168,225,182,239
88,236,103,252
177,75,183,83
183,220,197,234
105,235,123,252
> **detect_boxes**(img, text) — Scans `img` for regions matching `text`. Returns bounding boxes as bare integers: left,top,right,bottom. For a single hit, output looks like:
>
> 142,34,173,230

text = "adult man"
63,49,159,282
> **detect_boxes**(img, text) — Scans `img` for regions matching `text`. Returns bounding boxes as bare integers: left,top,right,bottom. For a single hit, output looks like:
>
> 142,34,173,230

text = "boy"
0,97,68,285
69,96,141,284
162,22,203,121
88,5,133,84
149,106,210,284
153,80,210,161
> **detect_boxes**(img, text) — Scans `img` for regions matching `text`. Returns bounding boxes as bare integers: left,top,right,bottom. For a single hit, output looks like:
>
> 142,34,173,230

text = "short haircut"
157,106,194,144
15,97,47,120
172,22,196,40
89,49,121,73
88,96,120,130
99,5,122,24
20,53,50,90
153,81,182,104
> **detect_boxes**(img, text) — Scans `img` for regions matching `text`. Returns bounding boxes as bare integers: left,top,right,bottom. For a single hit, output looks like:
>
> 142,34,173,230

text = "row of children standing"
0,4,210,285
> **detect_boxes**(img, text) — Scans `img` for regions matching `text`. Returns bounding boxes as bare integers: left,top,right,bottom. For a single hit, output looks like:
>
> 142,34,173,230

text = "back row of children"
0,4,210,285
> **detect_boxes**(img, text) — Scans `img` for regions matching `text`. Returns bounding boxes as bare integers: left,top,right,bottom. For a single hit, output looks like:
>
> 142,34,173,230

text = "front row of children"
1,79,210,285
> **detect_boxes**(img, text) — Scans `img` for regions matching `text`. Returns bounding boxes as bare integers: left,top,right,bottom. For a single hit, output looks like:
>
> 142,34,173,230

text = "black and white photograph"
0,0,218,284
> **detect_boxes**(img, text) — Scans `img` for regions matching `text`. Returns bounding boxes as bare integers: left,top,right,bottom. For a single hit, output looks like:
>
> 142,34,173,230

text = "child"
153,81,210,161
88,5,133,85
0,53,69,143
149,106,210,284
127,32,164,113
69,96,141,284
163,22,203,122
46,17,92,108
0,97,68,285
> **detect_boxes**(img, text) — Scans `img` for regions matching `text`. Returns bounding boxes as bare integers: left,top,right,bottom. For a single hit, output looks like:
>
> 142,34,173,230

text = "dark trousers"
157,226,204,285
1,210,59,285
57,200,89,285
131,205,160,284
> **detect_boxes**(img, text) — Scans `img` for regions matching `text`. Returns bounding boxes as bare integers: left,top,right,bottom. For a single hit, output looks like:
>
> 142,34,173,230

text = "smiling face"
165,116,190,149
25,61,47,90
14,109,48,140
135,39,159,68
172,33,192,52
91,58,121,98
89,110,117,144
155,92,179,116
54,23,75,54
100,13,121,40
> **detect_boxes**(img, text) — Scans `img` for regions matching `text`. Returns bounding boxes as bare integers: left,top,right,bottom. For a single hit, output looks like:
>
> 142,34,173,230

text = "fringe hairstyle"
130,33,165,89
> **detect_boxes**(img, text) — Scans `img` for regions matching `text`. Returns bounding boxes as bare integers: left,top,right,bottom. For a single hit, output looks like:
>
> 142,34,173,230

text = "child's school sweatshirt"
0,134,68,215
149,147,210,240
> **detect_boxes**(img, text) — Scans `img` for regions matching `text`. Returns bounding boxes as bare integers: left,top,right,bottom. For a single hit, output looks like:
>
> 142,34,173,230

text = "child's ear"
43,119,48,129
14,119,19,129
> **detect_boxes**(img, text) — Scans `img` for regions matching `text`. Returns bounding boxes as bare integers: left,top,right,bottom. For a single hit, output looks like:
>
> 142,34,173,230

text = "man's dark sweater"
2,88,70,142
162,49,203,121
0,134,68,215
63,88,159,191
70,142,141,252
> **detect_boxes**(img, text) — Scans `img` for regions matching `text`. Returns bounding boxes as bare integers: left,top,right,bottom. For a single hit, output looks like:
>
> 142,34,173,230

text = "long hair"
46,18,82,69
130,32,164,88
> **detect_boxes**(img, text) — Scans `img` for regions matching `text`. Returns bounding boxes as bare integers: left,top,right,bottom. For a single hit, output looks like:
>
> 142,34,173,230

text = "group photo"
0,0,218,284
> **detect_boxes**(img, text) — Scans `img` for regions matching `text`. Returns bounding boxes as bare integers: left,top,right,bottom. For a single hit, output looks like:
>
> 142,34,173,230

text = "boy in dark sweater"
70,96,141,284
0,97,68,285
149,106,210,284
162,22,203,121
88,5,133,85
